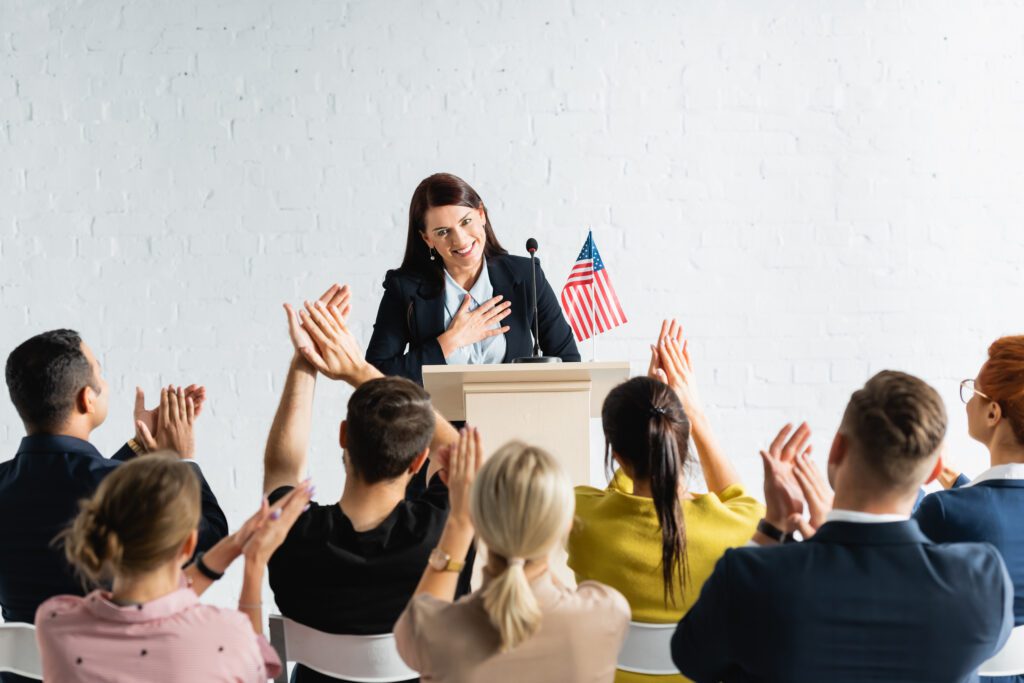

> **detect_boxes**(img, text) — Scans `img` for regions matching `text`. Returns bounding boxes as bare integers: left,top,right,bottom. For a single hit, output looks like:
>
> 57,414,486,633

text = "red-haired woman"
915,335,1024,682
365,173,580,386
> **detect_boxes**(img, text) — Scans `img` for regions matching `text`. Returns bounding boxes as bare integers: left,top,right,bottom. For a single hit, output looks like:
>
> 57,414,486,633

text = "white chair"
0,623,43,680
980,624,1024,677
268,615,418,683
616,620,678,676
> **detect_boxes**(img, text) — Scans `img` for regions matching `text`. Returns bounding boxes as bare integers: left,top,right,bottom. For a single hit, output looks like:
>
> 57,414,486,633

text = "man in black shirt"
0,330,228,630
264,289,466,683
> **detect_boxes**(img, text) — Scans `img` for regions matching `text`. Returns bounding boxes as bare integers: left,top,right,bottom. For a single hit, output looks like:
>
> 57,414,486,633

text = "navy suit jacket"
365,254,580,385
916,480,1024,627
672,520,1014,683
0,435,228,624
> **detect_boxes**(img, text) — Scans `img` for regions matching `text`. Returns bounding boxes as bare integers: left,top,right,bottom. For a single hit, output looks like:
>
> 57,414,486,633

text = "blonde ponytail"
470,441,574,652
58,453,200,586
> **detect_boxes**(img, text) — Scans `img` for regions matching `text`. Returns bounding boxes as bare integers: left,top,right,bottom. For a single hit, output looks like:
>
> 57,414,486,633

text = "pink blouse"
35,586,282,682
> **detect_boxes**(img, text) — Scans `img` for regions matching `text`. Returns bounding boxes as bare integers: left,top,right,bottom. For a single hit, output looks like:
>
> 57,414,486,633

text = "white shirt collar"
826,509,910,524
965,462,1024,487
443,265,492,310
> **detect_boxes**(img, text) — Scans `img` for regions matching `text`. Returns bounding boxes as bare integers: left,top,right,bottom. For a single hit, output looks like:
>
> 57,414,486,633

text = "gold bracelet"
237,602,262,611
127,438,146,455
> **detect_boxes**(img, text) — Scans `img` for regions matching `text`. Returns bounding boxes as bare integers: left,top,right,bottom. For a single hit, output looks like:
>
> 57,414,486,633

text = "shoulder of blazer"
488,253,532,286
383,268,443,300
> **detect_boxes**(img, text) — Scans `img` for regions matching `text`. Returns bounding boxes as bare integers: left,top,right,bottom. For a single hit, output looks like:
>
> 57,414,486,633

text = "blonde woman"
35,454,312,682
395,428,629,682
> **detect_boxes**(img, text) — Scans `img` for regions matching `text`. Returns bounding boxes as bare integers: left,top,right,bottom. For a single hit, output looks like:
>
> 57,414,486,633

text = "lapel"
808,519,932,546
486,256,526,362
411,277,444,346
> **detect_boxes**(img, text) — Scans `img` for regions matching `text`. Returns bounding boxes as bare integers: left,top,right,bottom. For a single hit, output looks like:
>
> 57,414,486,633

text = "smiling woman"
365,173,580,385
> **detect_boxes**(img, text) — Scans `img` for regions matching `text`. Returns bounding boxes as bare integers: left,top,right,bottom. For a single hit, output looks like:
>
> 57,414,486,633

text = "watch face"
429,548,450,570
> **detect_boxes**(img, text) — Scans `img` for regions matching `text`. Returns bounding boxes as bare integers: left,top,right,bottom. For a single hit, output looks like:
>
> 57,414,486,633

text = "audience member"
263,285,466,683
672,370,1014,682
569,320,762,683
395,430,630,682
35,454,309,682
912,336,1024,682
0,329,227,628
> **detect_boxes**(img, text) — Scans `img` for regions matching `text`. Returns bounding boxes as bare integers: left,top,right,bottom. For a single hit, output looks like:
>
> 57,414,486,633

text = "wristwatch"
757,518,797,544
428,547,465,573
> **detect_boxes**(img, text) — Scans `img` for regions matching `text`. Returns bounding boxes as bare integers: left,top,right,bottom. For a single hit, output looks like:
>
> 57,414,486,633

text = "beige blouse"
394,571,630,683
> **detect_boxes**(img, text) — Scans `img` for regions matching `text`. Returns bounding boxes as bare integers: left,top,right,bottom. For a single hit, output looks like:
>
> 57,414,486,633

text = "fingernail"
308,486,317,496
302,504,311,512
270,510,282,520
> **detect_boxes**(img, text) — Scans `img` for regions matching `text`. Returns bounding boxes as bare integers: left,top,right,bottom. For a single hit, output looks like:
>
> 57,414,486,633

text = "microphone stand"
513,239,562,364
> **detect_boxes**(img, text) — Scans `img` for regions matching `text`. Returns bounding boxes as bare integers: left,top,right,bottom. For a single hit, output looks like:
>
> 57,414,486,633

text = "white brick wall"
3,0,1024,608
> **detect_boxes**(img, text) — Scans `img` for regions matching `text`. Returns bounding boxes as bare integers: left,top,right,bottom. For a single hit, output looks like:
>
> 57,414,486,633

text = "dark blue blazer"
916,480,1024,627
365,254,580,385
672,520,1014,683
0,435,229,624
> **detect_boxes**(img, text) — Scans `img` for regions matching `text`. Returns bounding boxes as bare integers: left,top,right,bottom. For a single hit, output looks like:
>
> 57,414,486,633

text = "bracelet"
193,552,224,581
127,438,146,455
237,602,262,611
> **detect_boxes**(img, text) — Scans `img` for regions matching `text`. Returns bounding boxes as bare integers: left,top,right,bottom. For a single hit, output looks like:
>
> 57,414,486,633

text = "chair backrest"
268,615,418,683
616,620,678,676
0,623,43,680
980,624,1024,677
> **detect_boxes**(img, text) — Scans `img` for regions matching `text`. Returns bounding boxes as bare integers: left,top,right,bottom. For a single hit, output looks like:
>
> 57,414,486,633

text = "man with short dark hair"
263,288,466,683
0,329,228,628
672,371,1014,683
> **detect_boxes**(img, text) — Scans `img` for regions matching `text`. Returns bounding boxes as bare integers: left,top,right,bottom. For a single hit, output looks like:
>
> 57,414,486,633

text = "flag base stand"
511,356,563,364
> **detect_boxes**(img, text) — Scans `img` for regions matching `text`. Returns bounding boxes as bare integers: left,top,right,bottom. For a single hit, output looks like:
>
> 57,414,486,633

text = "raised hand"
438,294,511,358
134,384,205,452
649,319,702,419
284,284,352,358
793,450,833,529
293,299,371,384
136,386,196,459
448,427,484,527
242,480,315,566
759,422,813,533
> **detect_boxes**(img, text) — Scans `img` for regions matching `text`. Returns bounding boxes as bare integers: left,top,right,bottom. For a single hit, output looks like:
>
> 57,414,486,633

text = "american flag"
560,231,627,342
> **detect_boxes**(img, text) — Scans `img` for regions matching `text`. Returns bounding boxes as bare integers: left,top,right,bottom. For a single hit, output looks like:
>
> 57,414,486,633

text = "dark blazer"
365,254,580,385
672,520,1014,683
0,435,229,624
916,479,1024,627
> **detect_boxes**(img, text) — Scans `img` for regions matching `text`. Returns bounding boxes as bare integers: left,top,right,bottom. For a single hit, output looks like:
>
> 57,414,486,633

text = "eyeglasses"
960,379,992,404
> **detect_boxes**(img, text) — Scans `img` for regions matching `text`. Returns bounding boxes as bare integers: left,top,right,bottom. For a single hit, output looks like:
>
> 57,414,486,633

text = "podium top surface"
422,361,631,420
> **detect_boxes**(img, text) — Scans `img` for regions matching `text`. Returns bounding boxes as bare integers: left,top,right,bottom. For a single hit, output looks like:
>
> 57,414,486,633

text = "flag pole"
590,228,597,362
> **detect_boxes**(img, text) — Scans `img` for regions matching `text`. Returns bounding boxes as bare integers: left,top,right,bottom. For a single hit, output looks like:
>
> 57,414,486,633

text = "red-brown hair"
978,335,1024,445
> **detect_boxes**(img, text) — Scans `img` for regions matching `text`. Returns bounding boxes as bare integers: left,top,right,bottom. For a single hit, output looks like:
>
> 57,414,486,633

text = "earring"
429,247,437,261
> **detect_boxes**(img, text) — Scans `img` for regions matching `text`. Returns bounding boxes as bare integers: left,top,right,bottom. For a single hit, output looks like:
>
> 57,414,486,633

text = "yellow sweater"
568,470,764,683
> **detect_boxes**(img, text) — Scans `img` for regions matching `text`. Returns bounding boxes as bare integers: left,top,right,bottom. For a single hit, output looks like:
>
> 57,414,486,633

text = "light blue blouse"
442,266,507,365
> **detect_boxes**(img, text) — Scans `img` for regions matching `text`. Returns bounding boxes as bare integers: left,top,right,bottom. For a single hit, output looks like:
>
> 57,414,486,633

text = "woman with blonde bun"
395,428,629,683
35,454,313,683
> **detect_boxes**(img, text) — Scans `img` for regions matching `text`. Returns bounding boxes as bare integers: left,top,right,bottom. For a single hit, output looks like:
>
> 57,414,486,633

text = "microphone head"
526,238,538,253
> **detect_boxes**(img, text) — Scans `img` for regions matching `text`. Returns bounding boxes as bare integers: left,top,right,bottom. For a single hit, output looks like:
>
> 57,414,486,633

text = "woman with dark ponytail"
35,454,312,683
568,320,764,683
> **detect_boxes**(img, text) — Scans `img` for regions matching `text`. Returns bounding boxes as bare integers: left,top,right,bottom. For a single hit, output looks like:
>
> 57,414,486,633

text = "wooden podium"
422,362,631,486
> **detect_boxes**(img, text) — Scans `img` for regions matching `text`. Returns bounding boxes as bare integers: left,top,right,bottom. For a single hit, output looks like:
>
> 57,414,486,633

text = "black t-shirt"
268,473,467,683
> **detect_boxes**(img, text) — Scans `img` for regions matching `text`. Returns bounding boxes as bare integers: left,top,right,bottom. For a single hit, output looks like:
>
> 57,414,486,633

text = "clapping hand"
439,295,511,357
284,284,352,359
760,422,813,535
648,319,703,418
285,297,370,384
242,480,315,566
136,386,197,459
134,384,205,452
793,450,834,531
448,427,483,528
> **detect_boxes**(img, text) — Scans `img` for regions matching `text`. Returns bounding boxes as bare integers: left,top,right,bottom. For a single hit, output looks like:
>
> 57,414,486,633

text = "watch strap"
193,551,224,581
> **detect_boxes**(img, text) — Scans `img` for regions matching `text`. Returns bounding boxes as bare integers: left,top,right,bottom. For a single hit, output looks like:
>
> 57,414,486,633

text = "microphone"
512,238,562,364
